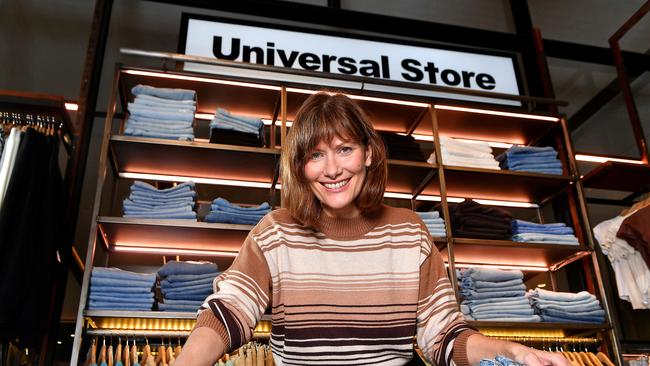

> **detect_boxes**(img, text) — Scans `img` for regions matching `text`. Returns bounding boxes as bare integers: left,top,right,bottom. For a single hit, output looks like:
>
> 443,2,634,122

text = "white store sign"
182,16,522,105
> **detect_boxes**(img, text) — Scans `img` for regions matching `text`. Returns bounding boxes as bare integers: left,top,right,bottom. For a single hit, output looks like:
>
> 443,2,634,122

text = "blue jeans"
164,272,218,283
205,210,265,225
90,277,153,288
462,278,523,289
136,93,196,105
473,314,541,322
125,121,194,135
161,276,214,289
123,199,192,211
128,102,194,114
91,267,156,282
462,284,526,294
89,285,155,294
132,84,196,101
158,261,219,277
461,268,523,282
463,296,529,306
211,197,271,213
123,212,197,220
462,289,526,300
416,211,440,220
127,196,194,207
126,115,193,128
132,181,195,194
529,288,595,302
540,314,605,323
164,292,211,301
216,108,264,127
211,117,261,135
124,129,194,141
89,293,154,303
161,283,213,294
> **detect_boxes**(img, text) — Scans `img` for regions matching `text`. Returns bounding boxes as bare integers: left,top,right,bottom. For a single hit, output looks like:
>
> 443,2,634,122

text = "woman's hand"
510,343,571,366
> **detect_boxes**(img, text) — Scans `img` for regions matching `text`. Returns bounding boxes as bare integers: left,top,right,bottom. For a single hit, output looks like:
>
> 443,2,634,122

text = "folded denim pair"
124,211,197,220
87,301,154,311
132,180,195,194
211,197,271,214
125,181,197,220
123,205,195,215
211,108,264,134
161,281,213,294
128,106,195,122
511,220,575,235
89,285,155,294
527,288,597,302
123,128,194,141
461,278,523,289
132,84,196,101
472,307,536,317
123,199,192,211
134,93,196,106
462,289,526,300
163,272,217,283
512,233,579,245
461,283,526,294
124,122,194,135
91,267,156,283
128,102,195,114
161,275,215,289
164,292,211,301
471,314,541,322
89,293,154,303
158,261,219,277
416,211,440,220
540,314,605,323
90,276,154,288
206,210,265,225
465,299,532,313
125,116,193,130
461,268,524,282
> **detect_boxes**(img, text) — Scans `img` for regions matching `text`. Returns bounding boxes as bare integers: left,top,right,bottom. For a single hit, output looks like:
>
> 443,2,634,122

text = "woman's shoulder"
376,204,424,225
251,207,300,232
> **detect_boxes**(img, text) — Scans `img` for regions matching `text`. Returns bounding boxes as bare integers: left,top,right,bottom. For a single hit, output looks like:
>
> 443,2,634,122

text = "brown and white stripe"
197,206,477,366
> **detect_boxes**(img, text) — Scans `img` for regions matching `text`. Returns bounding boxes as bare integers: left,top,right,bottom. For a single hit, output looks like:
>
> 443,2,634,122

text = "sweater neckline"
316,206,384,238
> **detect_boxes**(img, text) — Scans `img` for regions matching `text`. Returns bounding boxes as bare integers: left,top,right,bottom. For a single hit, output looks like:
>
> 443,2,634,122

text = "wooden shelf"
423,166,572,203
581,161,650,192
445,238,590,269
97,216,251,253
387,159,438,196
469,320,610,333
435,105,559,145
118,67,281,120
109,135,280,184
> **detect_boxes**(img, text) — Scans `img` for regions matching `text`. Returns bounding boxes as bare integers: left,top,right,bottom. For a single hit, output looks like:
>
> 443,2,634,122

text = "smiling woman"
175,92,570,366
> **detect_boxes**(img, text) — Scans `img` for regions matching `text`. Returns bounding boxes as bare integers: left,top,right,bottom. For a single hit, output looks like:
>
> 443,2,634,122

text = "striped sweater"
196,205,478,366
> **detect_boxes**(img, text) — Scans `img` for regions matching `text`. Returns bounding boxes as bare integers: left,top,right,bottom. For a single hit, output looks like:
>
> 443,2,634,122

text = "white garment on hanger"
0,128,22,207
594,214,650,309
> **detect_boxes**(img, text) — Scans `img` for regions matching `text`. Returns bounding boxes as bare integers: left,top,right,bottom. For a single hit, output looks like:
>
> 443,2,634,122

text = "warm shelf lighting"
472,199,539,208
453,138,514,149
450,262,548,272
261,119,293,127
434,105,560,122
114,244,239,257
123,70,281,91
194,113,214,120
574,154,645,165
65,102,79,111
286,87,430,107
118,172,274,189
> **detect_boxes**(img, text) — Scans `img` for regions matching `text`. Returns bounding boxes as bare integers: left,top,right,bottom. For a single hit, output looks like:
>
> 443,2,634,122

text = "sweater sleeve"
416,229,479,366
193,228,272,352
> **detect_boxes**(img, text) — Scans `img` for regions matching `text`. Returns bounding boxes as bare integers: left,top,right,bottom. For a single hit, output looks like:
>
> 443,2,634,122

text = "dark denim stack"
527,288,606,323
205,197,271,225
379,131,427,162
209,108,265,147
88,267,155,311
122,181,197,221
124,84,196,141
496,146,563,175
449,200,512,240
157,261,220,312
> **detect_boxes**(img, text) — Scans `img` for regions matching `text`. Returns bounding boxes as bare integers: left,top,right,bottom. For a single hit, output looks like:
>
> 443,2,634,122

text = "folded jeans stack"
158,261,220,312
511,219,579,245
205,197,271,225
123,181,197,221
449,200,513,240
379,131,427,162
428,137,500,170
210,108,265,147
527,288,606,323
416,211,446,237
124,84,196,141
459,267,540,322
496,146,563,175
87,267,155,311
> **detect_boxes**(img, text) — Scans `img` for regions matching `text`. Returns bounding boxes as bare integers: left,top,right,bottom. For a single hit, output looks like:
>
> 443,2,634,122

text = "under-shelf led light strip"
122,69,281,91
114,244,239,257
434,104,560,122
448,262,548,272
574,154,644,165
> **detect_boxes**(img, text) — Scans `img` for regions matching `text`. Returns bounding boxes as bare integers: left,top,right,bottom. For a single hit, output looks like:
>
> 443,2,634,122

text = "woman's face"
303,136,371,219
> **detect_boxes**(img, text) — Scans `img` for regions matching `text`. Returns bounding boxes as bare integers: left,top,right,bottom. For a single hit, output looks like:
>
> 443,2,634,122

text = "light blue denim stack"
157,261,220,312
209,108,265,146
511,219,579,245
124,84,196,141
87,267,155,311
205,197,271,225
459,267,540,322
416,211,446,238
527,288,606,323
496,146,563,175
122,181,197,221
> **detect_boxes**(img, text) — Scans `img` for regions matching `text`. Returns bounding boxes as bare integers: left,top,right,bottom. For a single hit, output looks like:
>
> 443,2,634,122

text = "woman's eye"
310,151,323,160
339,146,354,154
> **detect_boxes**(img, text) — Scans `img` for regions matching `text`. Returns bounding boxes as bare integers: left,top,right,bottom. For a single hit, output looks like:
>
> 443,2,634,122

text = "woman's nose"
324,155,342,178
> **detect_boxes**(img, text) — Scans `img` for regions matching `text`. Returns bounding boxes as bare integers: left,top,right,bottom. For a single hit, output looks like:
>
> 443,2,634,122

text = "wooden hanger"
166,345,175,366
578,352,596,366
130,342,138,366
90,339,97,366
123,339,130,366
115,340,122,366
621,196,650,216
108,343,114,366
99,339,107,365
141,340,150,365
586,352,604,366
596,352,615,366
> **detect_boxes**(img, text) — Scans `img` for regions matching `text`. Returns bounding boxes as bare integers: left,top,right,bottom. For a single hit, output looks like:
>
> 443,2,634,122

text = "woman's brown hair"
281,92,387,228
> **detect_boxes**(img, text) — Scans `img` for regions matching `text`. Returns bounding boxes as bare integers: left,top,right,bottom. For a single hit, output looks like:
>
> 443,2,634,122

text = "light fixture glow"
473,199,539,208
64,102,79,111
119,172,274,189
537,283,547,288
57,341,62,345
123,70,281,91
114,245,239,257
450,262,548,272
261,119,293,127
575,154,645,165
286,87,429,107
194,113,214,120
383,192,414,199
435,104,559,122
454,138,514,149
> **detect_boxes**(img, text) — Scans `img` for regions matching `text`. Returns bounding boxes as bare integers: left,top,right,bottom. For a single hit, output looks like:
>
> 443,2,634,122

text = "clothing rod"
86,329,190,337
487,336,600,344
120,47,568,107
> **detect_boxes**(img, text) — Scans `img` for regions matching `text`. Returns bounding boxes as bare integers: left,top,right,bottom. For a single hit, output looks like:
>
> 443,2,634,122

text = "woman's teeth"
323,179,349,189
